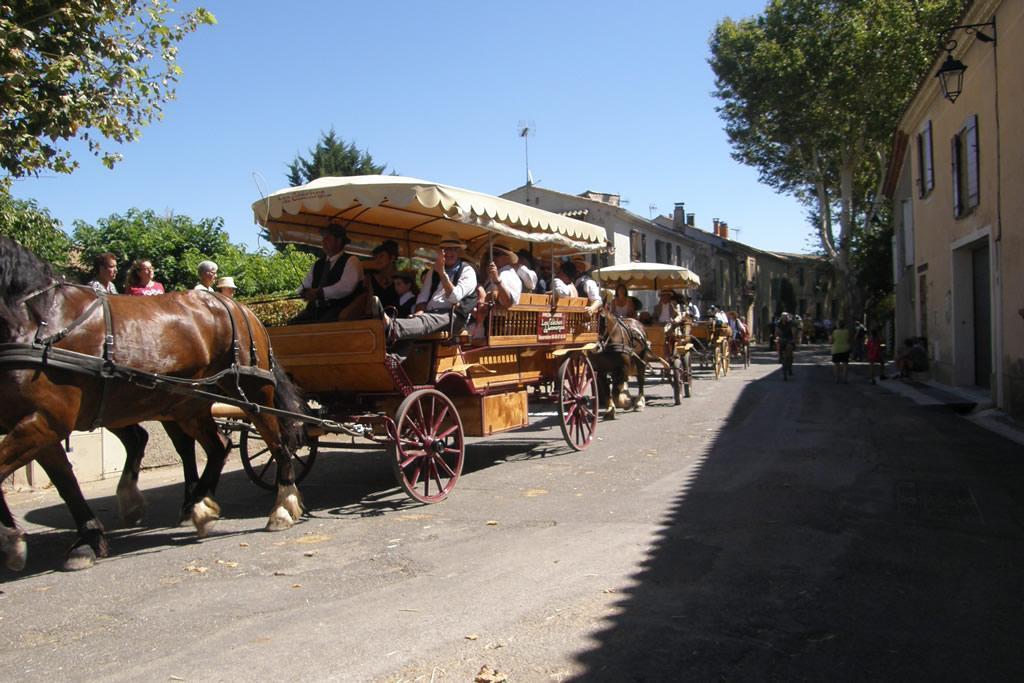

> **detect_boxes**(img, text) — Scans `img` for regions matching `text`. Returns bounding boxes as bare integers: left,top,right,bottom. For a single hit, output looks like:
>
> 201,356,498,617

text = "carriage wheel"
721,340,731,376
239,427,318,492
713,345,723,380
743,342,751,369
558,353,598,451
669,356,682,405
389,389,464,504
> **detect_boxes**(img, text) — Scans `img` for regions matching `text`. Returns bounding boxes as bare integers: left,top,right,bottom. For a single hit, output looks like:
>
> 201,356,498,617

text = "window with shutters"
951,115,979,217
917,121,934,198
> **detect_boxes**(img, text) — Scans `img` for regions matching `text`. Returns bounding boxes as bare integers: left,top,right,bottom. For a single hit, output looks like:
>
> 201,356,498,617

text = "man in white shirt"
684,297,700,320
487,244,523,308
573,256,603,315
552,260,579,297
289,223,364,324
193,260,218,293
384,233,478,342
514,249,538,293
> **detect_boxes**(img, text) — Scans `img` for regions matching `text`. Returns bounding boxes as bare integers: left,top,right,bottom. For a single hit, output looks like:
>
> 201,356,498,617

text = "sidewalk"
875,374,1024,447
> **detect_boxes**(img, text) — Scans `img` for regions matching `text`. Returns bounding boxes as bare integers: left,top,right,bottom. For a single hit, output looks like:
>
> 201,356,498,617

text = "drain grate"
896,480,982,523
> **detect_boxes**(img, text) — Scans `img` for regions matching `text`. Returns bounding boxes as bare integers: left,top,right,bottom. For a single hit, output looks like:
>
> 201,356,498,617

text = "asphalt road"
2,347,1023,681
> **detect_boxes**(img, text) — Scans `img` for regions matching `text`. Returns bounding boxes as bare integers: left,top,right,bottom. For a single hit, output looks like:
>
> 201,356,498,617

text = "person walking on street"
830,320,852,383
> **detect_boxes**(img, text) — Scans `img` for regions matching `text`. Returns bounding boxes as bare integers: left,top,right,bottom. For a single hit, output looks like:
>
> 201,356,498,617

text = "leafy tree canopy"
709,0,963,320
287,128,387,187
0,191,72,268
0,1,215,180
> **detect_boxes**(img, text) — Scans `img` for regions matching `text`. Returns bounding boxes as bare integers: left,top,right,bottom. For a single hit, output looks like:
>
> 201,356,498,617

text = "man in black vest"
380,232,478,343
289,222,365,324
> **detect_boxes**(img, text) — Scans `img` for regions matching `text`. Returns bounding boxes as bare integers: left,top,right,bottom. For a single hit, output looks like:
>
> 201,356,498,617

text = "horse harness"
0,279,278,429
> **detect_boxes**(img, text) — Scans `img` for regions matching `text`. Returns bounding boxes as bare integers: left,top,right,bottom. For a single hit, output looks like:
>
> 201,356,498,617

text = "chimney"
673,202,685,230
686,212,695,227
713,218,720,236
720,221,729,240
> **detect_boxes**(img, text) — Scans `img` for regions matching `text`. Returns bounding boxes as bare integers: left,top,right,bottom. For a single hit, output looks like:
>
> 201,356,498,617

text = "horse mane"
0,236,56,333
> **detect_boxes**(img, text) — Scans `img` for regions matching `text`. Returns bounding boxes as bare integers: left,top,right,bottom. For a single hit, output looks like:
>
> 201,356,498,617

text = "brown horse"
0,237,306,571
590,309,665,419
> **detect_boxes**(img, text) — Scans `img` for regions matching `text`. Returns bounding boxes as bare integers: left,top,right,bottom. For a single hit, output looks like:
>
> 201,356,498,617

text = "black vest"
312,253,351,292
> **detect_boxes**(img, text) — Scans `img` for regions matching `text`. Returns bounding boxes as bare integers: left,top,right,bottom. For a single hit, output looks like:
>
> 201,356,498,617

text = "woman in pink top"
124,259,165,296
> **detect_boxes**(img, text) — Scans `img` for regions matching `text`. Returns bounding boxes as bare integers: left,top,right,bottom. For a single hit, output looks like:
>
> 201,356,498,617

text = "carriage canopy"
591,262,701,290
253,175,607,256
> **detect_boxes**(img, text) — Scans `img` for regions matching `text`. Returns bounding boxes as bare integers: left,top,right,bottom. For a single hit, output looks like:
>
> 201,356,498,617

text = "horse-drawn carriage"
236,175,608,503
590,263,701,402
689,319,732,379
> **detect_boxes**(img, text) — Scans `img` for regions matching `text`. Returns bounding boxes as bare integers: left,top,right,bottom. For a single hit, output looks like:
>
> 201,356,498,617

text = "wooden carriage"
591,263,702,401
234,176,607,503
689,320,733,379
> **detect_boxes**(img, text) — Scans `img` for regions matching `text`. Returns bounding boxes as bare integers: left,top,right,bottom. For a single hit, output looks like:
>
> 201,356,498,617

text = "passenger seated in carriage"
515,248,539,293
365,239,400,308
653,288,683,327
380,233,478,343
485,243,523,308
392,272,417,318
290,222,365,324
573,256,603,315
610,285,637,319
552,259,579,299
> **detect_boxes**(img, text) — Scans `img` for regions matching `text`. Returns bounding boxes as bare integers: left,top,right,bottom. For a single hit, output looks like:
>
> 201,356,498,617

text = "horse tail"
271,362,306,453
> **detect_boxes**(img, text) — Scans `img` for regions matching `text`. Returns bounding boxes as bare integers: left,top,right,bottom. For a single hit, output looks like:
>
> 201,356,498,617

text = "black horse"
0,237,306,571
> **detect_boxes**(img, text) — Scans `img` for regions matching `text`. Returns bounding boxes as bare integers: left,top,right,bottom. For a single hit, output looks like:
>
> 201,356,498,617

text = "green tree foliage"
72,208,314,295
287,128,387,187
0,1,215,180
0,191,72,268
709,0,963,322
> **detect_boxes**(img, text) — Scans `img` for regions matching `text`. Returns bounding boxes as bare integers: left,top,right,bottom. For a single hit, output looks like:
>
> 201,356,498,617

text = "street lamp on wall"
935,19,996,103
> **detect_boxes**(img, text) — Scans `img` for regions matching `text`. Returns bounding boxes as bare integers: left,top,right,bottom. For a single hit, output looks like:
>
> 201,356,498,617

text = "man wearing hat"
515,248,539,293
486,244,523,308
290,221,365,324
573,256,602,315
382,232,477,342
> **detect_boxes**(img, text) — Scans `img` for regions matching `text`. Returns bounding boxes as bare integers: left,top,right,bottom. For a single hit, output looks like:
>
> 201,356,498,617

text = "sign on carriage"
537,312,567,341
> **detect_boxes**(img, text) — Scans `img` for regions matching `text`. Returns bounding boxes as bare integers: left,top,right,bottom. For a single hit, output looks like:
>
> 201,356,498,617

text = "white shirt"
193,283,215,293
300,252,364,301
89,280,117,295
686,302,700,319
714,310,729,324
488,264,523,306
575,275,601,305
416,261,478,312
552,278,577,297
515,263,538,292
657,303,675,323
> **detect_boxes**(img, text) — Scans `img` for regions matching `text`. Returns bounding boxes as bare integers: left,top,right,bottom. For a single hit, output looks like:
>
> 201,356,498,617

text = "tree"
287,128,387,187
0,1,215,180
0,193,73,269
709,0,963,323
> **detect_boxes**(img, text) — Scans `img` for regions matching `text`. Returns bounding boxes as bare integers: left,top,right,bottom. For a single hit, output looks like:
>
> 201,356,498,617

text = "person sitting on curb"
379,233,478,344
290,222,364,324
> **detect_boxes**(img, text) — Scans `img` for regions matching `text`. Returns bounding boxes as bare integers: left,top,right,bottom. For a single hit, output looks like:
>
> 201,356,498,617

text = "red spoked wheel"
389,389,465,504
558,353,598,451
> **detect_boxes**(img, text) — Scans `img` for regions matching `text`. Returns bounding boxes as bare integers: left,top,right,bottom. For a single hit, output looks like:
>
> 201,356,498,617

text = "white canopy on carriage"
252,175,607,256
591,262,701,290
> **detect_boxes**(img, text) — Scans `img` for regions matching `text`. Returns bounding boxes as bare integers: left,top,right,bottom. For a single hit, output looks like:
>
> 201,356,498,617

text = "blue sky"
9,0,817,255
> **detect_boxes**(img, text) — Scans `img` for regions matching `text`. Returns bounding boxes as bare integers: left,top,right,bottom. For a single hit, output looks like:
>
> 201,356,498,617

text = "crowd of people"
86,253,238,299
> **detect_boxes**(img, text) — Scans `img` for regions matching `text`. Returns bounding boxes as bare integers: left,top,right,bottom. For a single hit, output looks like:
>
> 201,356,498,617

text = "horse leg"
633,356,646,412
176,417,229,539
0,491,28,571
612,362,631,411
248,411,304,533
110,425,148,526
34,443,110,571
160,421,201,524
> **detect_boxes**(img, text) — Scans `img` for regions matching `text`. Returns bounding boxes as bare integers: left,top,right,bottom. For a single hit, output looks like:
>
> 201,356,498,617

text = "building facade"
886,0,1023,419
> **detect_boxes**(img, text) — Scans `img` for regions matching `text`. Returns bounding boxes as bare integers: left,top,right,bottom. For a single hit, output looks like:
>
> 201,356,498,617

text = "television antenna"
517,120,535,187
648,203,658,218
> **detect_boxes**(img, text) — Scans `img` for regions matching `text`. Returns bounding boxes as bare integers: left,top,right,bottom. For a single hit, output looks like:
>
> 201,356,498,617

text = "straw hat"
572,255,590,273
215,276,237,291
492,244,518,264
438,232,466,249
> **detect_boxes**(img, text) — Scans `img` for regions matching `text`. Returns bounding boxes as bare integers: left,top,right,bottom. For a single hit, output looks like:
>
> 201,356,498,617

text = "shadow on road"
570,346,1024,680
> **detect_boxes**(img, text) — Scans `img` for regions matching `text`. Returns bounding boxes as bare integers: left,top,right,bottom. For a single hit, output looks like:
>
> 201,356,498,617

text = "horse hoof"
63,544,97,571
191,497,221,539
265,507,295,532
116,483,146,527
2,529,28,571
